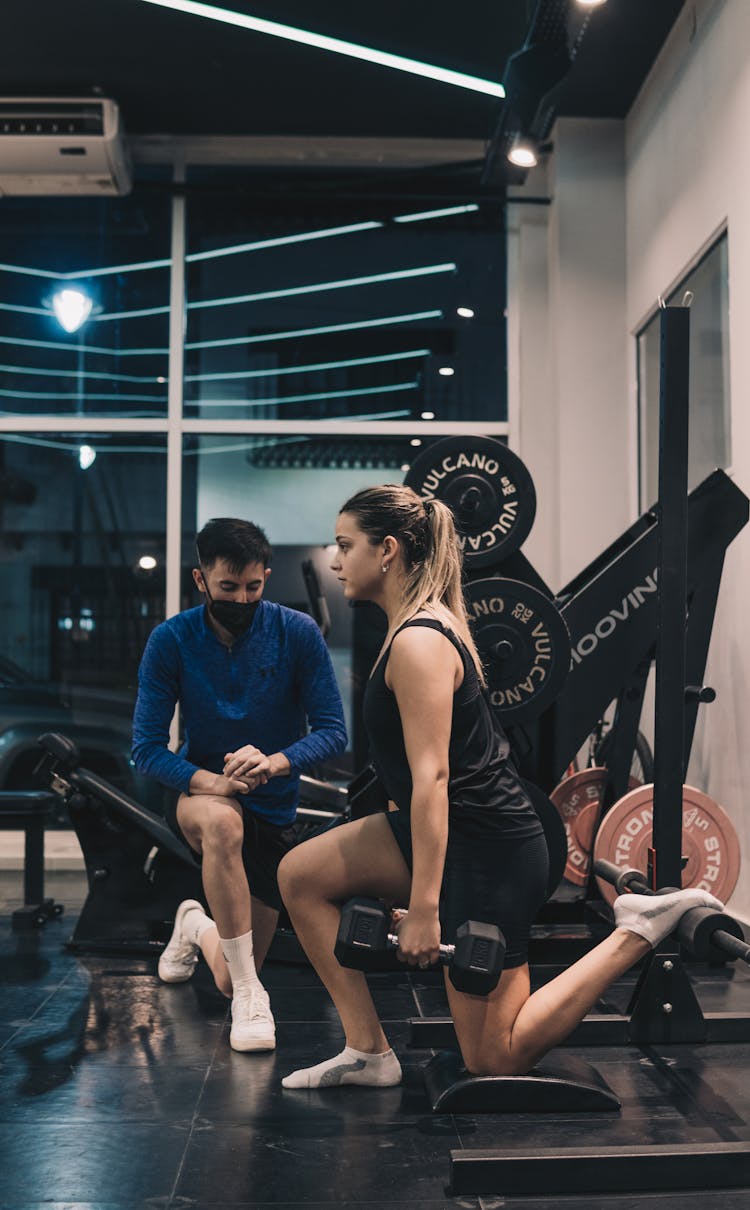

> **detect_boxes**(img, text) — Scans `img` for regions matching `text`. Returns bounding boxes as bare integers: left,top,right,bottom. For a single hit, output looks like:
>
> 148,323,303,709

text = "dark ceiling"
5,0,685,142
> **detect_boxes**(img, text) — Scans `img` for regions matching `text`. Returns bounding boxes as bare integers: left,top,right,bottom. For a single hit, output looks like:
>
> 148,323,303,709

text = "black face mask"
202,580,260,638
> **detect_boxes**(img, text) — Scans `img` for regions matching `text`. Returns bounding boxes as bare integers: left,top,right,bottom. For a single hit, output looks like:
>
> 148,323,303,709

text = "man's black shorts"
164,794,297,911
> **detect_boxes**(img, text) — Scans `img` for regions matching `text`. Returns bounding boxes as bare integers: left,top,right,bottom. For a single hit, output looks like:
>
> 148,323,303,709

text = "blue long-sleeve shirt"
132,601,347,824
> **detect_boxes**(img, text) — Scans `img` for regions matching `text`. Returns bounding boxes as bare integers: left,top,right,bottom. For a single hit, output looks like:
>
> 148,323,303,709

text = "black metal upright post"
652,305,690,889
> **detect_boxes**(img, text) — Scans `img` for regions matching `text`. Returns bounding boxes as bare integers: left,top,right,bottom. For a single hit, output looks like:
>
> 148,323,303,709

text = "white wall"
508,119,630,591
626,0,750,917
508,0,750,916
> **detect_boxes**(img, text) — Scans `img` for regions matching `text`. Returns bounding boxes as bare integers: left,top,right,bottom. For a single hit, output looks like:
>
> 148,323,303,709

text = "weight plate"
465,578,571,726
593,783,741,906
404,436,536,568
550,768,641,887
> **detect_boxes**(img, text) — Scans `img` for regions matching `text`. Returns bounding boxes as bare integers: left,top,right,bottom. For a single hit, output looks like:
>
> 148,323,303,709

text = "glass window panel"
638,235,730,506
0,192,171,418
184,188,506,423
0,431,167,807
181,432,448,771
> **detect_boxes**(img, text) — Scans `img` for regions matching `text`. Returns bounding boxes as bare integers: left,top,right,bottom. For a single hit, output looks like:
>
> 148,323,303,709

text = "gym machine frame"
445,307,750,1194
414,309,750,1057
32,731,347,954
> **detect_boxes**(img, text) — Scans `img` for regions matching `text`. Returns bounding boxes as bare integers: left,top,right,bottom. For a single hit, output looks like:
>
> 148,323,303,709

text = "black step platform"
423,1047,621,1113
450,1141,750,1196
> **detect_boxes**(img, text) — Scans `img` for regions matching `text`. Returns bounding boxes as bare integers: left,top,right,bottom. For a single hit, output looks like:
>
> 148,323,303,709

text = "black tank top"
362,618,543,842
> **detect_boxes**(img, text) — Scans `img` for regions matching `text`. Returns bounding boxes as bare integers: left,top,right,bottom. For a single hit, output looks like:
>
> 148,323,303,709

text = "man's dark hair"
195,518,272,572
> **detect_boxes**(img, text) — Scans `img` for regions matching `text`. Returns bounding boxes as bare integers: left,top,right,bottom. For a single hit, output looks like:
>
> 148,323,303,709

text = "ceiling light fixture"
136,0,505,98
507,135,538,169
438,366,455,377
456,307,475,318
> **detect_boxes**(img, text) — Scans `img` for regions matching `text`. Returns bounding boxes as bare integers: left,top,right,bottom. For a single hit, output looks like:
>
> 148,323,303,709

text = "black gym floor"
2,871,750,1210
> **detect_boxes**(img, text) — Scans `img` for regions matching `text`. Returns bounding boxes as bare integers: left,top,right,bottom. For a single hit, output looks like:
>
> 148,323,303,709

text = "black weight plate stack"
404,436,537,569
465,578,571,726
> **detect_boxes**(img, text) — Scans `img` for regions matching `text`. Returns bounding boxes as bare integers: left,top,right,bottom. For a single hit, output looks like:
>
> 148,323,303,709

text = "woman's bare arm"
387,626,462,965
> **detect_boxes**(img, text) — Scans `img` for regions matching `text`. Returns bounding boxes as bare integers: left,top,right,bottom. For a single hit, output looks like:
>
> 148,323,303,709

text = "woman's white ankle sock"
614,888,724,947
282,1046,402,1089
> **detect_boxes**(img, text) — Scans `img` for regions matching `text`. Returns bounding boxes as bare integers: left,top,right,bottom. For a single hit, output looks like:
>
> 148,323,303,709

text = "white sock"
182,906,214,947
282,1046,402,1090
614,888,724,947
220,929,261,995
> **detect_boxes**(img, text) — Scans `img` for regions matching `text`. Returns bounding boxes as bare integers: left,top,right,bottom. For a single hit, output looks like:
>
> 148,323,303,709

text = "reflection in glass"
638,236,731,506
0,193,170,418
0,431,167,804
184,192,506,423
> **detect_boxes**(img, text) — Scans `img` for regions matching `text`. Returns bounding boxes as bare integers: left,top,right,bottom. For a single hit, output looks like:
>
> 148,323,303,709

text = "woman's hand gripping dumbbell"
334,897,506,995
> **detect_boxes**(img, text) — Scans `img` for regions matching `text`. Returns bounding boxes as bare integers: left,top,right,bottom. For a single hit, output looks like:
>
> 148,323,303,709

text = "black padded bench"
0,790,63,930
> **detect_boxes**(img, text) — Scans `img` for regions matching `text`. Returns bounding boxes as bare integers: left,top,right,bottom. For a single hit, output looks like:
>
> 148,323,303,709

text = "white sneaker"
230,983,276,1052
158,899,204,983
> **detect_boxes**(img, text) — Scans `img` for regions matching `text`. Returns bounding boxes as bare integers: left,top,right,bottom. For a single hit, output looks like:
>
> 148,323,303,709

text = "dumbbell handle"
594,859,750,965
384,933,454,961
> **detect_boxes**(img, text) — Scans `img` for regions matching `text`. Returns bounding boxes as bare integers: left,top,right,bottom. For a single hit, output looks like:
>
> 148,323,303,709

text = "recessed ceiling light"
438,366,455,377
420,411,435,420
456,307,475,318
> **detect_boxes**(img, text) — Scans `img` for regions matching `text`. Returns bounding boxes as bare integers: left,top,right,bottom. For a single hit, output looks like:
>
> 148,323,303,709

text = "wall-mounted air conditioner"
0,98,132,196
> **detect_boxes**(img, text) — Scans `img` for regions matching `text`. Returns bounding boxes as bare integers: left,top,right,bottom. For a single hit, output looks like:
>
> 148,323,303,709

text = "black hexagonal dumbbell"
334,896,506,995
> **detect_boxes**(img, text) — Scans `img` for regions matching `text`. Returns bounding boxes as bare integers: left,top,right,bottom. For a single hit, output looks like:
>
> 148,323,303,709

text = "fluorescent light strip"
0,362,162,384
0,302,50,317
185,348,429,383
191,381,418,409
186,222,383,265
0,335,169,357
136,0,505,98
0,263,62,280
0,433,168,453
0,388,166,403
1,220,385,282
94,263,456,321
185,411,413,455
393,204,480,224
0,201,483,284
0,311,441,358
185,310,442,352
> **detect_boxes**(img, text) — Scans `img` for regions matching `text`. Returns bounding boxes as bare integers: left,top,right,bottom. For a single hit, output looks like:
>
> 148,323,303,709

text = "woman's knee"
456,1030,526,1078
277,845,310,902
